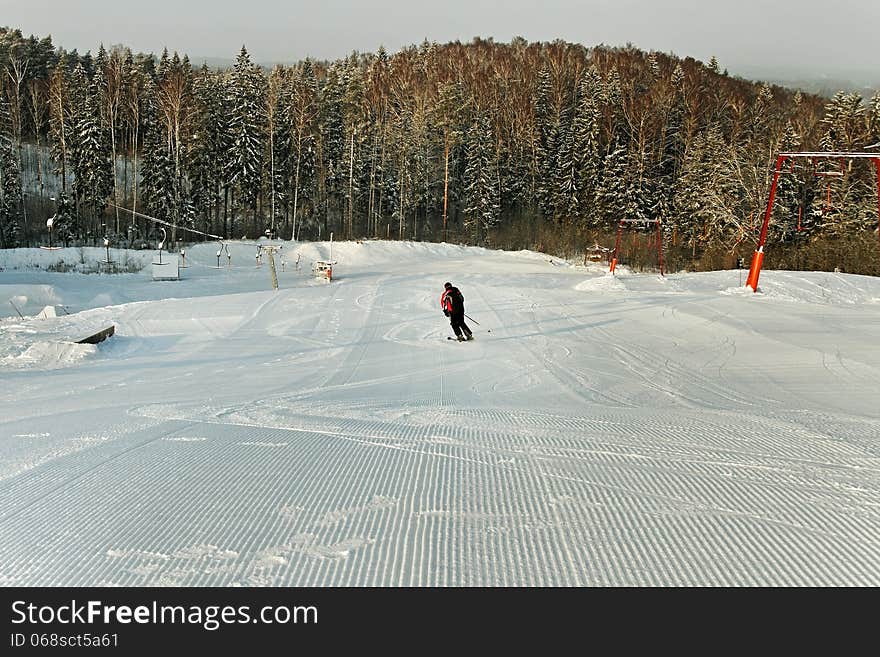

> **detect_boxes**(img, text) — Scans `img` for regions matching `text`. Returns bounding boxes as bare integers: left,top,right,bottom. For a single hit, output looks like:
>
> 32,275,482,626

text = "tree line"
1,27,879,273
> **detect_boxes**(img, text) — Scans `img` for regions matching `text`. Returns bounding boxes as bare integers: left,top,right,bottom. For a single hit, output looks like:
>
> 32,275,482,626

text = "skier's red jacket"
440,287,464,315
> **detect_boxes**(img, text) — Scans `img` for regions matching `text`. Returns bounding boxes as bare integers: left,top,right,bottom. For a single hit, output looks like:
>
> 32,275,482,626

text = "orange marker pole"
746,155,787,291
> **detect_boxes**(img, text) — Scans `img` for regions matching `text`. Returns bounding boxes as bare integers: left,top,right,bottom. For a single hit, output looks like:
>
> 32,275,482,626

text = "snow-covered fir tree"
533,66,557,218
266,66,289,237
140,79,176,234
595,142,643,228
340,55,367,239
552,106,578,221
572,66,603,224
51,192,76,247
820,91,866,152
708,56,720,75
463,113,500,243
284,59,319,241
187,65,229,234
318,60,347,235
62,62,92,235
770,121,804,243
813,92,870,238
154,51,195,241
673,124,740,251
229,46,266,235
47,56,73,195
0,95,23,247
72,66,114,231
602,67,625,148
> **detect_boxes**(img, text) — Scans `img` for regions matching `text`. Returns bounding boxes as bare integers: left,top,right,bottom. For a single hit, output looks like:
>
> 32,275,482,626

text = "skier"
440,282,473,341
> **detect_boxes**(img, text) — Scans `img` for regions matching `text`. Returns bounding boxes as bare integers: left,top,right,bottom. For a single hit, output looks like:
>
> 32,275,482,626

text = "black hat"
444,282,452,289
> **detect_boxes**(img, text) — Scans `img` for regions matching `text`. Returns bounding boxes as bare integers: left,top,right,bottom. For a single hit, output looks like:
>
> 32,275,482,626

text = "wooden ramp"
76,325,115,345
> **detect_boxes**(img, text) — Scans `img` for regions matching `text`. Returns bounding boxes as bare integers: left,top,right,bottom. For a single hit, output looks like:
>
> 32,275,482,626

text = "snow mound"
2,285,63,316
720,285,755,297
574,272,628,292
2,340,97,370
738,271,880,306
0,247,153,273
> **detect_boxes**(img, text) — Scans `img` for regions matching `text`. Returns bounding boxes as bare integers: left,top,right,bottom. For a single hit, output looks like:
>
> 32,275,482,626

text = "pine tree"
140,80,176,234
341,55,366,239
433,81,466,241
266,65,288,237
51,192,75,246
602,67,625,148
462,113,500,243
748,83,776,144
285,59,318,241
318,60,346,237
673,125,740,251
595,143,630,227
648,53,661,80
63,62,92,236
229,46,266,235
708,56,720,75
96,45,125,234
820,91,866,152
533,66,557,218
47,55,72,194
73,67,114,236
664,64,687,176
771,121,804,243
814,92,870,238
362,49,388,239
572,67,603,224
0,95,23,247
187,65,229,236
552,106,577,221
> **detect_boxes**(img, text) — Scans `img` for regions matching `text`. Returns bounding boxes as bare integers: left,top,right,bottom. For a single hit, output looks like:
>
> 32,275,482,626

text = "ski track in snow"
1,242,879,586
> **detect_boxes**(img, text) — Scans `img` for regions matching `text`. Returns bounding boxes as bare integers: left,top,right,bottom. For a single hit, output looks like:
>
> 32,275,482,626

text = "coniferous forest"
1,27,879,274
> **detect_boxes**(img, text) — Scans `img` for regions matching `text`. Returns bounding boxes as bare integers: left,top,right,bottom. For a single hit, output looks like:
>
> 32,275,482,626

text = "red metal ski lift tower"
745,151,880,292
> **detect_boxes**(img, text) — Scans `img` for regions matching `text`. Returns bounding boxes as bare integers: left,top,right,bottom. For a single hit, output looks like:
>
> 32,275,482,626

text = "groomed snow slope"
1,241,879,586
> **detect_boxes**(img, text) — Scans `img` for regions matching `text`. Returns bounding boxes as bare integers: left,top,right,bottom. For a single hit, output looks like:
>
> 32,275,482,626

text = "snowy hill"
1,240,879,586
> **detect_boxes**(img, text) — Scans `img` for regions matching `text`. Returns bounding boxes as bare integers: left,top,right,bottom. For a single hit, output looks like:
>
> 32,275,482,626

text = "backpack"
441,287,463,313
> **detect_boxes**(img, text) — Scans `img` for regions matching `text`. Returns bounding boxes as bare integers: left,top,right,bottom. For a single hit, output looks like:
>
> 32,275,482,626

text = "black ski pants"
450,312,472,337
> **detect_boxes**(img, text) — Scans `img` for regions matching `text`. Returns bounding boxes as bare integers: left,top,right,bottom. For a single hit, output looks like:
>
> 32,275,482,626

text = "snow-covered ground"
1,240,879,586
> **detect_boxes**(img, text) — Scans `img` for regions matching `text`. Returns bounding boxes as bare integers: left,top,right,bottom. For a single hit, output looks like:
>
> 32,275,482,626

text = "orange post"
745,248,765,291
747,155,787,292
610,220,624,274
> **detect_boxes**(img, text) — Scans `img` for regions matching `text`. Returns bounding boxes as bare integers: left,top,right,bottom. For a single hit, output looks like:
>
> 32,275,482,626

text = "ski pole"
464,313,480,325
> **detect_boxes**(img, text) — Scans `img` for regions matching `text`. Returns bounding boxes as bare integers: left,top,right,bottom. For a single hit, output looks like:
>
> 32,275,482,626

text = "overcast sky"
2,0,877,78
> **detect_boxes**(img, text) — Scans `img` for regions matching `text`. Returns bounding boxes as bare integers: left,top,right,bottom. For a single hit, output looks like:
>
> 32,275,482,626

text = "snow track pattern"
1,245,879,585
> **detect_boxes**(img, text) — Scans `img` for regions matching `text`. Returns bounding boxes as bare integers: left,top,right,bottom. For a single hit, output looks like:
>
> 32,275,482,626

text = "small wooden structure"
584,243,612,265
76,325,115,345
